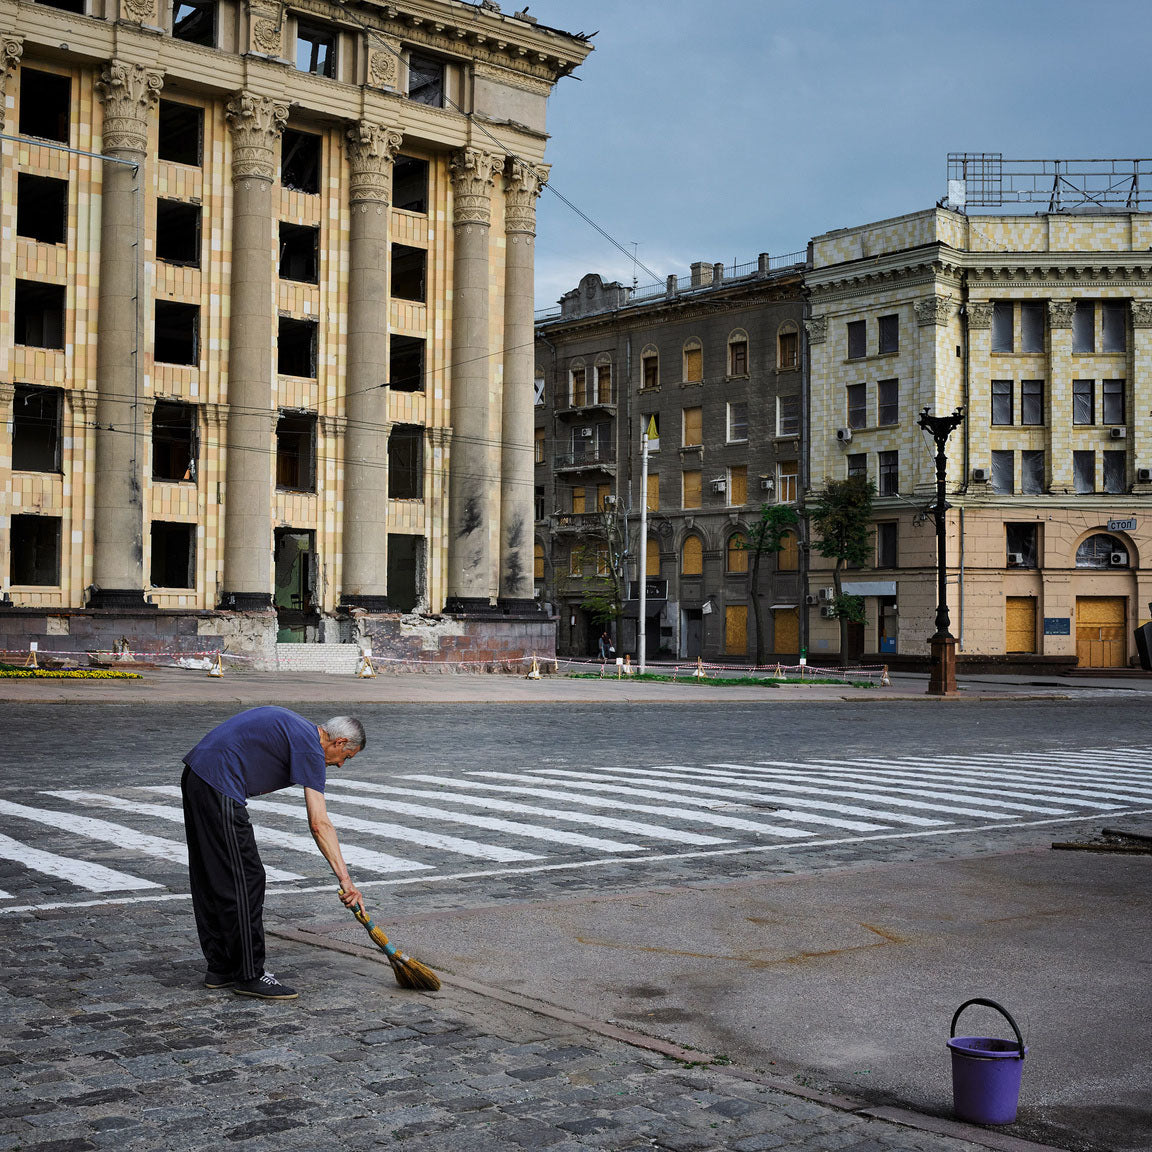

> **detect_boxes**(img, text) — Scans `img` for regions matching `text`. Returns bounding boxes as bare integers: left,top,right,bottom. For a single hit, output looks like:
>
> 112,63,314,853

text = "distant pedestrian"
599,630,614,660
181,706,365,1000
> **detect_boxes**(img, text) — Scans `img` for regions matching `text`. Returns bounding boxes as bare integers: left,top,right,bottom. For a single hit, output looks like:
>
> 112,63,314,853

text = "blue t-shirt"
184,706,326,805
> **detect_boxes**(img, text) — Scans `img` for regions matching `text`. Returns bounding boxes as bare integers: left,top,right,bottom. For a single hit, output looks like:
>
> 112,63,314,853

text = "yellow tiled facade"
0,0,588,653
808,207,1152,668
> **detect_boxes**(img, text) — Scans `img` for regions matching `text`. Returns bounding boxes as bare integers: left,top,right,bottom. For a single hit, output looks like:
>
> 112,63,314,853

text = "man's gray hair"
323,715,366,751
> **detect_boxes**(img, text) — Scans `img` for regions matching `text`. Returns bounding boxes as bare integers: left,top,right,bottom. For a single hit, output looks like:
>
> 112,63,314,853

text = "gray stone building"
534,256,807,663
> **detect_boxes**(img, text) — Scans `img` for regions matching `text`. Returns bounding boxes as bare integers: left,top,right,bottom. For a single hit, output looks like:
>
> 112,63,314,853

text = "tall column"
1132,301,1152,495
0,383,12,600
220,92,287,609
1048,300,1075,492
341,120,403,610
0,37,22,133
90,61,162,609
965,300,993,481
498,158,547,608
446,147,503,612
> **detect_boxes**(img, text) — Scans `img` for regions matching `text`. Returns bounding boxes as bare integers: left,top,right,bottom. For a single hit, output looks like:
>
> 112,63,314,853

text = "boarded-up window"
729,466,748,506
596,363,613,404
683,406,702,446
571,486,586,514
683,341,703,383
596,483,612,511
596,548,610,577
534,543,544,581
646,536,661,576
727,532,749,574
773,607,799,654
1005,597,1037,654
682,470,702,509
681,534,703,575
642,352,658,389
724,604,748,655
646,472,660,512
570,368,586,407
778,530,798,571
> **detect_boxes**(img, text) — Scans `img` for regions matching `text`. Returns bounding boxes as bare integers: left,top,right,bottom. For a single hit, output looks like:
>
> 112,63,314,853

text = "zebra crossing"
1,748,1150,909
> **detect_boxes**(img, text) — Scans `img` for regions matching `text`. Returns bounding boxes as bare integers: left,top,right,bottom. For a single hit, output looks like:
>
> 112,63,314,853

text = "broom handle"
340,889,402,959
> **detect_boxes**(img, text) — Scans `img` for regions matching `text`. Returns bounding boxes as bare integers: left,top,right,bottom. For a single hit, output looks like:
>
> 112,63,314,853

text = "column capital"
450,148,504,227
504,158,548,236
915,294,953,327
70,388,98,417
428,426,453,449
0,381,15,408
966,301,994,330
1131,300,1152,328
1048,300,1076,328
0,36,22,133
203,401,229,429
320,413,350,437
97,60,164,156
226,91,289,181
347,121,404,206
804,315,827,344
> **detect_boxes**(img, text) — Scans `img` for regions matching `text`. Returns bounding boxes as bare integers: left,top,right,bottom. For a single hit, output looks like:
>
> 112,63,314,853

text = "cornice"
807,263,958,305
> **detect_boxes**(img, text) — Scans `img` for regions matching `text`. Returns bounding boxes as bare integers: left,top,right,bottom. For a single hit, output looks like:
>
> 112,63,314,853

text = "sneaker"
204,970,237,989
232,972,298,1000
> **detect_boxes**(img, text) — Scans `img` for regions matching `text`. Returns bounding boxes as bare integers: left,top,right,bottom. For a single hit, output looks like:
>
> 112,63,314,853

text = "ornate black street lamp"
916,406,965,695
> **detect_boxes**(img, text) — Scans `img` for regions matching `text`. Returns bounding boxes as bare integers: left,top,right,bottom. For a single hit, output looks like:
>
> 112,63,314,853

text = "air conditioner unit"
972,467,989,482
1006,552,1024,567
580,427,594,438
819,587,835,601
602,495,617,507
819,605,837,618
710,478,727,493
835,427,853,444
1110,552,1128,566
1109,426,1127,439
1138,467,1152,483
760,477,775,491
804,593,819,606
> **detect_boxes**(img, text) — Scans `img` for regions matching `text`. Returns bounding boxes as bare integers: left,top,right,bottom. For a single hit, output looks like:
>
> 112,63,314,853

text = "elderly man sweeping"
181,706,366,1000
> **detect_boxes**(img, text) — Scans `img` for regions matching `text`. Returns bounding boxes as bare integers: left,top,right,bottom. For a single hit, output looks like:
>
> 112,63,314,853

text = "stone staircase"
274,642,364,675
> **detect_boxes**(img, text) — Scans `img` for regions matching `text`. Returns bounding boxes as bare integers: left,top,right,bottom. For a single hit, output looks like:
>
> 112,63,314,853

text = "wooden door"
1075,597,1127,668
1005,596,1037,654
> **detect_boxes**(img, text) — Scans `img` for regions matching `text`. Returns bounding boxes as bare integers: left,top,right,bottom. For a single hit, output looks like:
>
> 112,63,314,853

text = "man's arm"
304,787,363,907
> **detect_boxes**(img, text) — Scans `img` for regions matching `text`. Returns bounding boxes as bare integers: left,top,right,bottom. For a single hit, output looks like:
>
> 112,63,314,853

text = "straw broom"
339,890,441,991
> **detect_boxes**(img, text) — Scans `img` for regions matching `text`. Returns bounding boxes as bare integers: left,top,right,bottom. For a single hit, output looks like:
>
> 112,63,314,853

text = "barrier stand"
881,664,891,686
616,656,624,680
693,657,707,680
25,642,39,669
356,648,377,678
773,663,784,679
207,651,224,678
526,655,542,680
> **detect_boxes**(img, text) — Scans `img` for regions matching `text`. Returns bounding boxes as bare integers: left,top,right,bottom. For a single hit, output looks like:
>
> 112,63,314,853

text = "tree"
741,503,800,665
806,476,876,664
573,501,630,639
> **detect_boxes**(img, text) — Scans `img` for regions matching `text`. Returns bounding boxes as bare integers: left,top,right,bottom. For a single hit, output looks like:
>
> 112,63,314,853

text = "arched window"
778,321,799,370
641,344,659,390
1076,533,1128,568
728,329,749,377
778,530,798,572
682,338,703,384
681,534,703,575
568,358,586,407
727,531,749,574
594,354,613,404
534,542,544,581
646,535,661,577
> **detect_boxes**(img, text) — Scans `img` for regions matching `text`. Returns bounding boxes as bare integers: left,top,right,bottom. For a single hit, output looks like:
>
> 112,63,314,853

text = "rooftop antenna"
631,242,639,291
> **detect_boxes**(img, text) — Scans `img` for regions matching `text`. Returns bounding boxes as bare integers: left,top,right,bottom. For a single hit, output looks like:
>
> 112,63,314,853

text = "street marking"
328,780,729,846
905,758,1152,803
317,791,645,853
44,792,305,882
0,831,161,892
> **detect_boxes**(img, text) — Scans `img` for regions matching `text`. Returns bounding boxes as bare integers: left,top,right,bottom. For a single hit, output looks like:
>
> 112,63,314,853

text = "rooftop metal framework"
947,154,1152,212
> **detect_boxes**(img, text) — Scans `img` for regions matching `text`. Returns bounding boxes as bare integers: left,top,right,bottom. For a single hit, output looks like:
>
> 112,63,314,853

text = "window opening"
777,394,800,437
1021,450,1045,495
990,301,1013,353
727,401,748,442
1072,450,1095,494
17,174,68,244
727,532,749,574
846,452,866,479
1102,302,1126,353
729,338,748,376
642,352,659,390
156,199,201,266
173,0,216,45
683,406,702,446
778,460,798,503
12,385,62,472
877,521,898,568
533,372,545,406
729,465,748,506
569,366,586,407
990,450,1014,494
393,156,429,212
157,100,203,166
154,301,200,365
878,314,899,354
682,470,702,509
1102,379,1125,425
274,528,317,640
534,428,545,465
389,335,425,392
846,320,865,360
991,380,1013,425
35,0,85,11
10,515,61,585
778,328,798,369
846,382,866,429
150,521,195,588
1075,534,1126,568
386,533,422,612
1021,380,1044,425
388,425,424,499
152,400,198,481
878,450,898,496
276,411,317,491
1072,301,1095,353
408,54,444,106
278,222,319,282
277,317,318,377
877,378,898,426
1020,302,1045,353
1006,523,1038,568
391,244,427,302
296,22,336,77
777,531,798,571
595,363,613,404
281,129,321,193
15,281,65,349
19,70,70,143
1072,379,1094,425
1103,450,1126,495
683,341,703,383
646,472,660,512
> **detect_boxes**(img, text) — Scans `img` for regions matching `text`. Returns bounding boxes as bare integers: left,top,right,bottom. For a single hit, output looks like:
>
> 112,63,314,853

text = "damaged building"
0,0,590,666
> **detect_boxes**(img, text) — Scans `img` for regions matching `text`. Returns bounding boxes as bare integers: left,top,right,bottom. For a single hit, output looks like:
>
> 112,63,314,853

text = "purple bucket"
947,998,1027,1125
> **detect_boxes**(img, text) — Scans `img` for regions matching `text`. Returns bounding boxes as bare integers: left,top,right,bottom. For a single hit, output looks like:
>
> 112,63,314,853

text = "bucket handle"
950,997,1025,1058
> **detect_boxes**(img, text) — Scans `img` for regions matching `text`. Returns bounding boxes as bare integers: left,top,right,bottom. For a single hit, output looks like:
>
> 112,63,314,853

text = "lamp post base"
927,635,958,696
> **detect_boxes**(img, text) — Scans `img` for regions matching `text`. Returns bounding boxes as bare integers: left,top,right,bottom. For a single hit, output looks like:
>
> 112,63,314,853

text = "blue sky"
518,0,1152,307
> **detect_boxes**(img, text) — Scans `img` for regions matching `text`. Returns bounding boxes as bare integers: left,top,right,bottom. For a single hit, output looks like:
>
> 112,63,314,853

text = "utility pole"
638,429,650,673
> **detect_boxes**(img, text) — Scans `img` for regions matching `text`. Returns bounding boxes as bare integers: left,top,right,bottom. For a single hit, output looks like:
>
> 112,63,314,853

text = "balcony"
554,445,617,472
556,394,617,416
551,511,608,533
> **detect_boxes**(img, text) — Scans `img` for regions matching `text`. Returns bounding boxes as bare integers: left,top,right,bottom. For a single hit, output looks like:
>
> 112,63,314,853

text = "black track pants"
180,765,266,981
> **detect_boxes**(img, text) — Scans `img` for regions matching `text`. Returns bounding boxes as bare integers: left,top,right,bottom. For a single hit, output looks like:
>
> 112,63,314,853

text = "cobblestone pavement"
1,899,1040,1152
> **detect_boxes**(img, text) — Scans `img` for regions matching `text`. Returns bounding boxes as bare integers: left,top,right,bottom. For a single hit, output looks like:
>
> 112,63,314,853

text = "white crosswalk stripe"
2,746,1150,907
